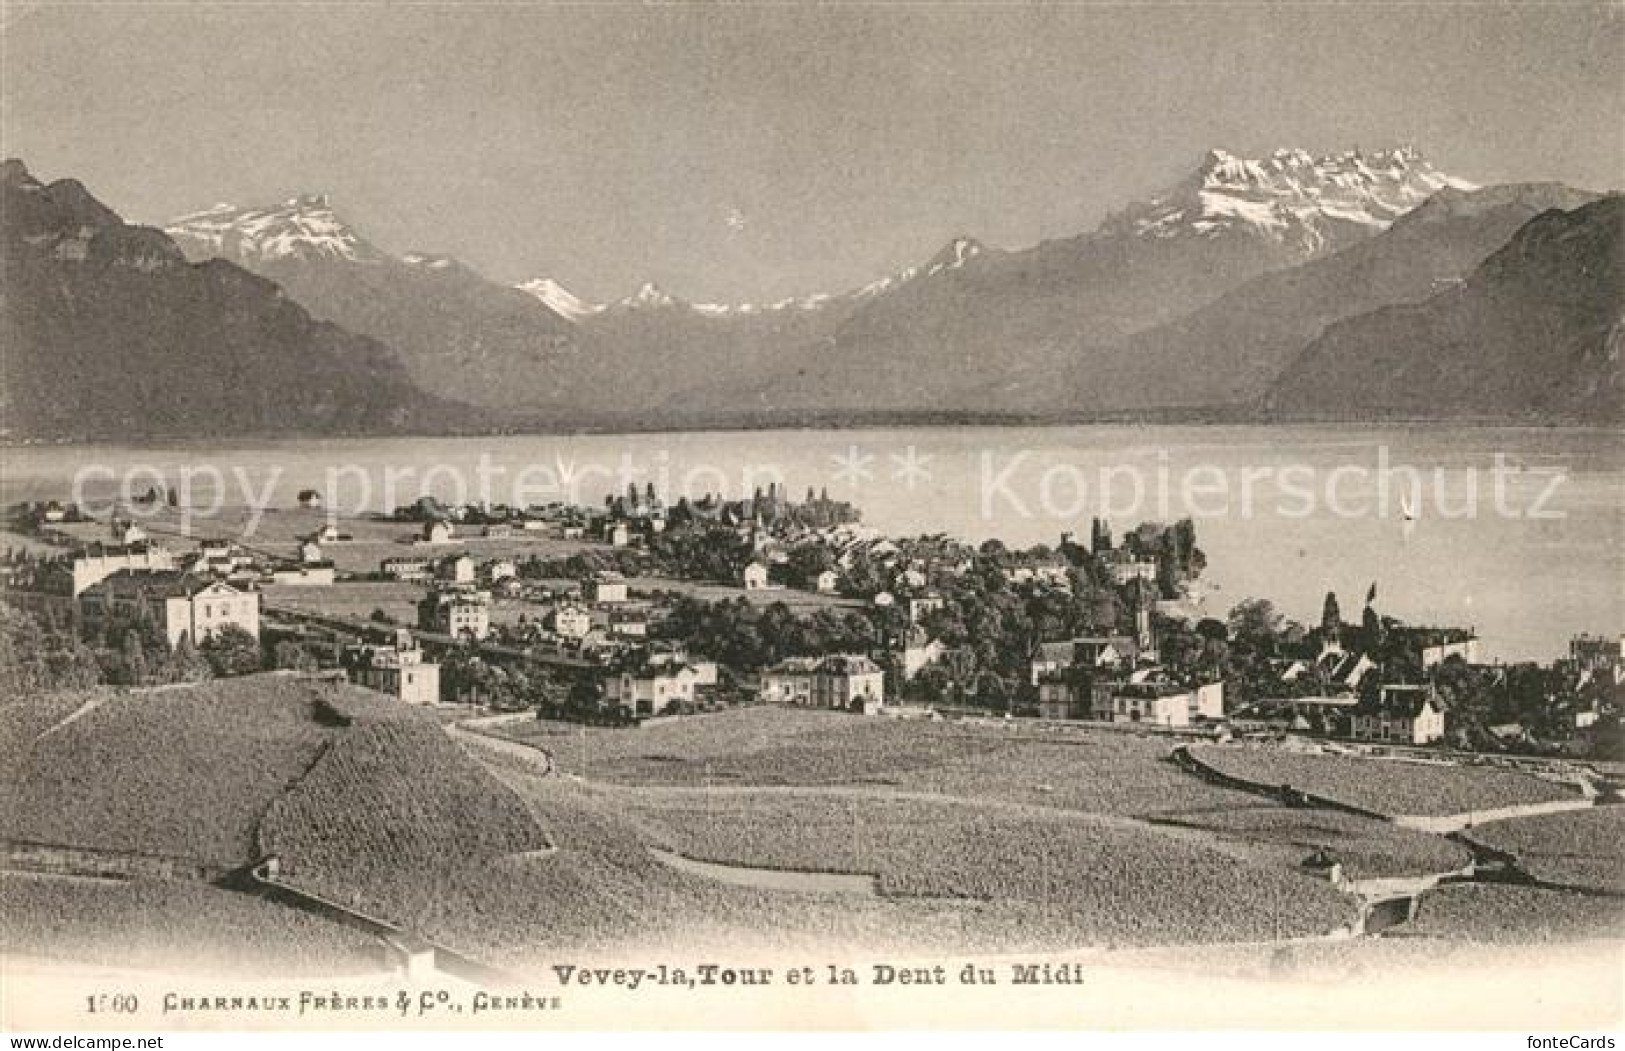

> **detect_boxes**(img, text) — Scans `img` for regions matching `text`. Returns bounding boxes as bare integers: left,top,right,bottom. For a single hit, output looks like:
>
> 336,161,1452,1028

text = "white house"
348,631,440,706
1092,681,1195,727
1351,685,1446,745
80,571,260,648
380,556,433,582
418,588,491,640
742,561,771,591
271,562,335,586
586,572,629,604
438,554,476,585
1420,636,1481,669
421,519,455,544
69,542,178,595
901,626,947,681
815,569,840,594
762,654,884,713
550,604,593,639
605,663,700,719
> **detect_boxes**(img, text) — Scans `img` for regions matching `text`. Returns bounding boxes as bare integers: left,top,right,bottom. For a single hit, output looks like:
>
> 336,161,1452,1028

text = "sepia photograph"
0,0,1620,1037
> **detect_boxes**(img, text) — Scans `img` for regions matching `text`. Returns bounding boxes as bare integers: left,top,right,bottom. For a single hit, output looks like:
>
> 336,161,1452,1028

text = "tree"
1321,591,1342,633
163,632,213,684
273,640,319,672
200,626,262,678
119,630,150,686
1228,598,1283,643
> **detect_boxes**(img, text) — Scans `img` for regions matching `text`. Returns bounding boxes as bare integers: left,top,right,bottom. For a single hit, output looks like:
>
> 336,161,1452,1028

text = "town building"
585,572,629,605
761,657,820,706
80,570,260,648
761,654,884,713
907,591,945,622
271,562,335,586
438,554,476,585
110,519,148,546
1091,681,1197,727
901,626,946,681
1419,635,1481,669
380,556,433,582
68,542,178,595
421,519,455,544
1351,685,1446,745
604,661,702,719
417,588,491,640
550,604,593,639
347,630,440,705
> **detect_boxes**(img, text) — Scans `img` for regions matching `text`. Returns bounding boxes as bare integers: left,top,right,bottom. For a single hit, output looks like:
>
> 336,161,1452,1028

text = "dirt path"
647,848,879,896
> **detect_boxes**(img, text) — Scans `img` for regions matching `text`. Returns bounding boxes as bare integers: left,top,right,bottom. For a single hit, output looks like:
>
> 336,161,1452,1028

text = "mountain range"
3,147,1618,439
0,161,459,440
1267,194,1623,422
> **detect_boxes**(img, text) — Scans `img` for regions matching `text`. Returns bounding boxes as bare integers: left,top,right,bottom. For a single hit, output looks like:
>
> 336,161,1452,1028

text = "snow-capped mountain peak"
402,251,458,271
517,277,603,321
166,194,377,263
1111,146,1476,254
924,235,984,276
613,282,680,310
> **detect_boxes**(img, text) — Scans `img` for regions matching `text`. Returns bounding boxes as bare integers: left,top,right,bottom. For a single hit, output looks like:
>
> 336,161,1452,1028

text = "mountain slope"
1266,195,1624,422
0,160,458,440
1030,182,1600,412
726,148,1473,417
165,198,587,418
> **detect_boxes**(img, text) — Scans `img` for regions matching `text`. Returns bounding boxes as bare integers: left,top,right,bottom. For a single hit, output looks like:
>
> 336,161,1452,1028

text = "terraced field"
619,789,1354,938
1473,807,1625,893
1,677,342,865
1188,745,1577,816
514,708,1262,817
421,752,1355,968
1144,807,1471,880
1405,884,1625,944
259,717,551,940
0,872,382,976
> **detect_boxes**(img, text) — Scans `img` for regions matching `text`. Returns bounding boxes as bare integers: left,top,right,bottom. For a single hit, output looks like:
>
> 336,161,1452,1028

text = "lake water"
4,424,1619,662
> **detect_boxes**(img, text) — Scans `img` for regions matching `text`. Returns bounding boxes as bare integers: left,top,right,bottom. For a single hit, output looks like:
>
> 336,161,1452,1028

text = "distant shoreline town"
3,479,1618,760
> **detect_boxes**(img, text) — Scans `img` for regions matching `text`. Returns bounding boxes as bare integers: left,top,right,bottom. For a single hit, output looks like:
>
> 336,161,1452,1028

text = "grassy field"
1189,745,1577,816
1,676,342,866
262,581,426,625
0,872,383,976
1472,807,1625,892
263,581,544,629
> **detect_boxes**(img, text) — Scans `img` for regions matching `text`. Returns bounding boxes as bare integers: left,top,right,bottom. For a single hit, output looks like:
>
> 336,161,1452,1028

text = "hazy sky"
3,3,1620,302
